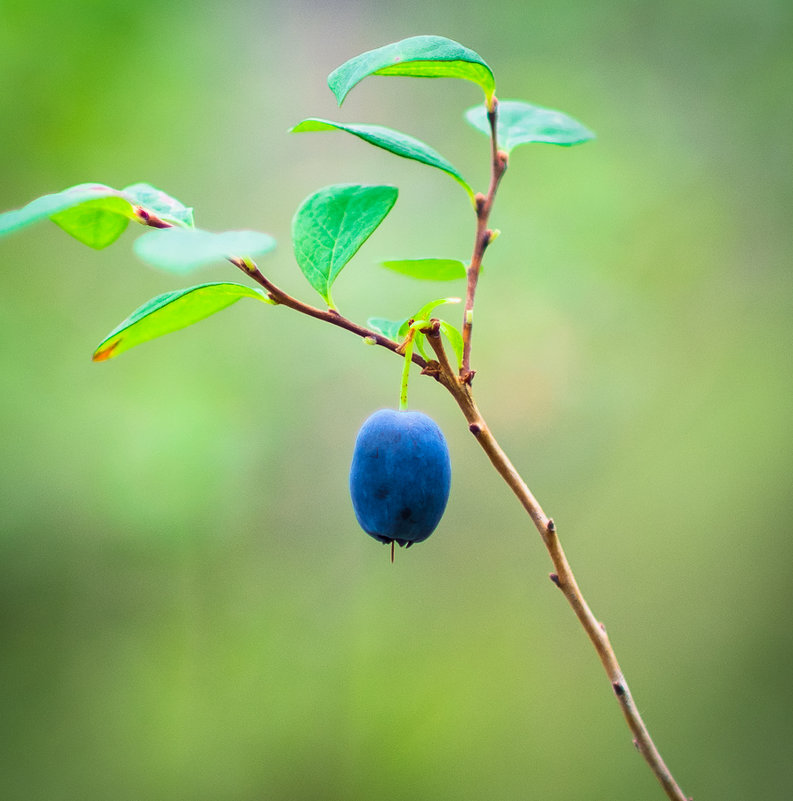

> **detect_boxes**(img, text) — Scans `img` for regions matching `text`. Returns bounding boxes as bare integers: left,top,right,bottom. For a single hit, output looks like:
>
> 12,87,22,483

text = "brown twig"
421,323,690,801
460,97,508,379
238,259,429,369
135,223,429,371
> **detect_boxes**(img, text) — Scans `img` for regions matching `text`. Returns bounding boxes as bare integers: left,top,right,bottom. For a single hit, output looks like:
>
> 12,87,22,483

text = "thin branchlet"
420,327,689,801
461,97,508,378
134,216,429,372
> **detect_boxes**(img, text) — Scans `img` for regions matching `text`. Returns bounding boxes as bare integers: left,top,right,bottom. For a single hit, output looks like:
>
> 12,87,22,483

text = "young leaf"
0,184,134,248
404,316,463,365
438,320,464,367
50,196,136,249
291,119,473,199
367,299,460,362
410,327,431,362
122,183,194,228
368,298,459,339
465,100,595,151
0,182,194,249
412,296,461,323
366,317,409,341
134,228,276,273
292,184,398,309
381,257,467,281
328,35,495,106
92,282,271,362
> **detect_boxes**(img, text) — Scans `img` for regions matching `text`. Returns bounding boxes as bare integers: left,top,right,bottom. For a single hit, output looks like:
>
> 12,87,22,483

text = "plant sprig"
0,34,689,801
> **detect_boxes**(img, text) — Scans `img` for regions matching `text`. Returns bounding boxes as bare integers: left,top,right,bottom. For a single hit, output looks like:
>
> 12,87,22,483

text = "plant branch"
233,257,429,369
139,185,690,801
133,220,429,371
421,323,691,801
461,97,508,380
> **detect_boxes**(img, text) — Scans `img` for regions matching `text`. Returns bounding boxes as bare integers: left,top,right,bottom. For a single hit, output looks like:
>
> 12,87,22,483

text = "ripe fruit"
349,408,451,550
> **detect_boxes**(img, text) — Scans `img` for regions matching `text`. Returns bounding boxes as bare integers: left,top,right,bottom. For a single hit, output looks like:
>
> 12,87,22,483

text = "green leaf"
412,330,431,362
367,298,459,339
412,296,461,323
292,184,398,309
122,183,194,228
328,35,495,106
406,298,460,361
50,195,136,249
367,300,461,362
366,317,408,341
405,316,463,365
134,228,276,273
291,119,473,199
0,184,132,248
381,257,467,281
0,182,194,249
438,320,464,367
465,100,595,151
92,282,270,362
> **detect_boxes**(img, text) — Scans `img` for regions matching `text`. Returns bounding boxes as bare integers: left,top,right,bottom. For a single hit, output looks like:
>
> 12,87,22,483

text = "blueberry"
349,408,451,548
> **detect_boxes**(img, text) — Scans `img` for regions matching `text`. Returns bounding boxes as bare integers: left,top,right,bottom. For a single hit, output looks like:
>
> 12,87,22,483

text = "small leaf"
292,184,398,309
0,184,134,248
411,329,431,362
291,119,473,198
412,296,461,323
92,282,270,362
381,257,467,281
122,183,194,227
0,182,194,249
368,298,459,339
438,320,464,367
329,35,495,106
134,228,276,273
366,317,408,341
50,195,135,249
367,300,460,361
465,100,595,151
405,317,463,365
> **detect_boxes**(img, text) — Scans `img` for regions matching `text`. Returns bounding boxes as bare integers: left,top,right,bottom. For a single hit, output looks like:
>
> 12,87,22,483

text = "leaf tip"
326,72,347,106
92,339,121,362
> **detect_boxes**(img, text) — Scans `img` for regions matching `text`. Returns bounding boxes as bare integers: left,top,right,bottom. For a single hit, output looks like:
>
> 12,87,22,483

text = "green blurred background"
1,1,791,799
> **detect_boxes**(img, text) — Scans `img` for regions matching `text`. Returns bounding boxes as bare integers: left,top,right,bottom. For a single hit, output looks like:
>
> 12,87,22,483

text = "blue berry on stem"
349,408,451,556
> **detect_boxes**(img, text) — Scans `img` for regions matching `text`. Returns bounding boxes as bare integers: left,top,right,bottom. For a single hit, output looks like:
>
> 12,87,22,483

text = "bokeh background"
1,1,791,799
